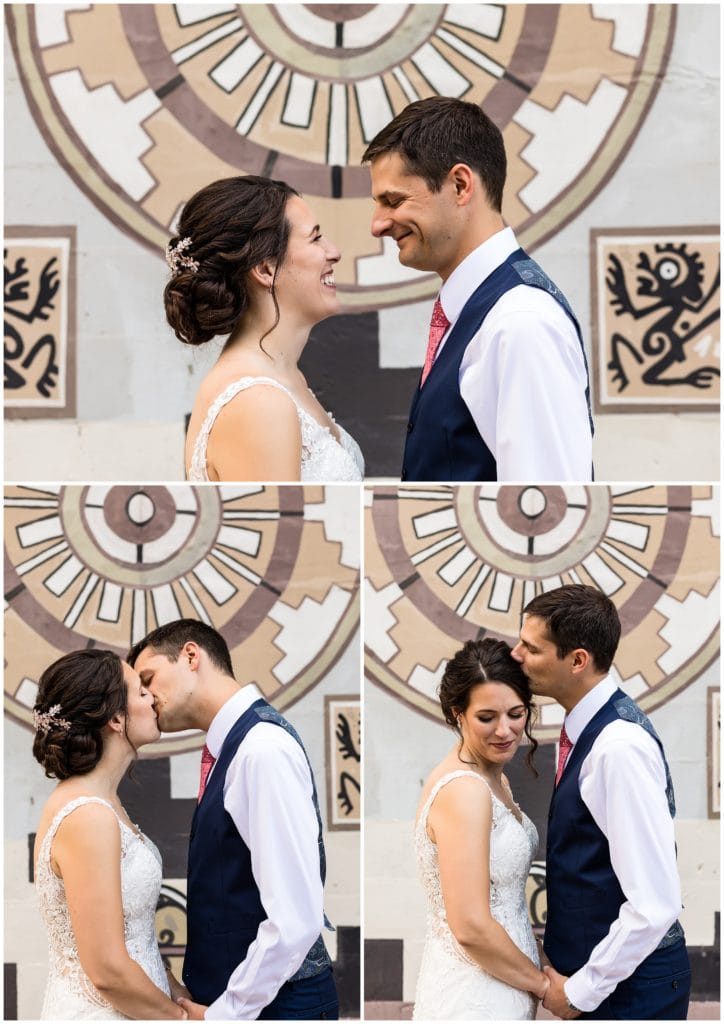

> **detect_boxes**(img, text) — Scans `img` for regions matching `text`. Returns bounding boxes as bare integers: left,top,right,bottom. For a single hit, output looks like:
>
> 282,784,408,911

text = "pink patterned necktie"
197,743,216,802
555,724,573,786
420,296,450,387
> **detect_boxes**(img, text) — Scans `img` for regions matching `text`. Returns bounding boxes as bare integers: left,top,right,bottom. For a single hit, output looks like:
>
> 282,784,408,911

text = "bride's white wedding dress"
188,376,364,481
414,770,539,1020
36,796,170,1019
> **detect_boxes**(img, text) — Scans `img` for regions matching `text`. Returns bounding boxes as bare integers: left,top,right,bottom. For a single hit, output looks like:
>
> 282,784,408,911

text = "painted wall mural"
365,483,719,737
6,3,675,312
4,483,361,1019
5,482,359,749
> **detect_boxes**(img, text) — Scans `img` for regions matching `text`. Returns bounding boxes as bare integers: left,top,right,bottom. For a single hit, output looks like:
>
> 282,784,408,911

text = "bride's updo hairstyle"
32,649,129,780
164,175,300,347
438,637,538,772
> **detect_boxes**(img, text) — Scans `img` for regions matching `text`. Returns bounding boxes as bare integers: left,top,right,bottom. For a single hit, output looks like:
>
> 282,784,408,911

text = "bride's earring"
456,715,463,730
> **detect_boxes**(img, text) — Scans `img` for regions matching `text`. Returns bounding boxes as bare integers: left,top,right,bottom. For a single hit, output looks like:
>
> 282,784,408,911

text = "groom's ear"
182,641,201,672
569,647,591,674
447,163,475,206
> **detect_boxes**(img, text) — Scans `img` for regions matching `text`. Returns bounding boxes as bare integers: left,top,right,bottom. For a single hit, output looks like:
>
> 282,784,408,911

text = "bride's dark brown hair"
164,175,299,349
438,637,538,774
32,649,133,780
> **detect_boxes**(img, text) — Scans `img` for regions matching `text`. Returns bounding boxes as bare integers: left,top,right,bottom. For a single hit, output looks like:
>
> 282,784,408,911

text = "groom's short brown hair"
523,584,621,673
361,96,507,211
127,619,235,677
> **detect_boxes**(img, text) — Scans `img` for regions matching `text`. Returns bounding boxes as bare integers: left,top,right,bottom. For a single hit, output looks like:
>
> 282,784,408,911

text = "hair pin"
32,703,71,735
165,236,199,275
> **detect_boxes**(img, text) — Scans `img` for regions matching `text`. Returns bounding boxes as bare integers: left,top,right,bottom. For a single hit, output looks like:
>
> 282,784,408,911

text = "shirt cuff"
204,992,241,1020
564,972,603,1014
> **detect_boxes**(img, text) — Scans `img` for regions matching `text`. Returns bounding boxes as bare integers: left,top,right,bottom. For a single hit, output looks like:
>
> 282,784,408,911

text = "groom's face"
369,152,460,279
511,614,567,698
134,645,194,732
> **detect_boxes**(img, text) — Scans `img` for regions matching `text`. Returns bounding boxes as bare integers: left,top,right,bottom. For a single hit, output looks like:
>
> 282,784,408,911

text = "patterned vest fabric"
544,688,683,977
183,698,332,1005
401,248,593,482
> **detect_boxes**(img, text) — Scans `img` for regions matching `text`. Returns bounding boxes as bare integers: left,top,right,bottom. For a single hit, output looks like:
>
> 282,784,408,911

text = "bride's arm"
206,385,302,481
52,803,187,1020
429,776,549,1000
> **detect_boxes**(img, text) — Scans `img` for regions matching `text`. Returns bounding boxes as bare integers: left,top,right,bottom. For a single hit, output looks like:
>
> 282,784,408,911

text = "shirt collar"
205,683,263,758
439,226,518,324
564,675,617,745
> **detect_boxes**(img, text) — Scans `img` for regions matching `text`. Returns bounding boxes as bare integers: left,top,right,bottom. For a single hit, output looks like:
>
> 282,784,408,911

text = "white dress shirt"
201,686,325,1020
435,227,592,480
556,677,683,1012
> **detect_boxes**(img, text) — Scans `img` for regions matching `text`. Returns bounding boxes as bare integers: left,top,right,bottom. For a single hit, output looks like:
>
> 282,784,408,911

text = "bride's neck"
224,315,310,374
65,743,136,801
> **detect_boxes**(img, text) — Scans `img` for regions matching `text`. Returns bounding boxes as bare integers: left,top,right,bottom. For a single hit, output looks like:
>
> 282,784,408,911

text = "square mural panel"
4,226,76,418
591,227,720,413
325,695,360,830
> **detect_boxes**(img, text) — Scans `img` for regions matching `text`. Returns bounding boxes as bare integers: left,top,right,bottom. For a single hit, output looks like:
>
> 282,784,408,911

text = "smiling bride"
164,175,364,482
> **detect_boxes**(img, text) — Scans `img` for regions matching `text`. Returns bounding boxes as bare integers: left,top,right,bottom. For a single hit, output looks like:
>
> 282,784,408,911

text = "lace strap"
40,798,118,856
190,376,302,479
417,770,492,833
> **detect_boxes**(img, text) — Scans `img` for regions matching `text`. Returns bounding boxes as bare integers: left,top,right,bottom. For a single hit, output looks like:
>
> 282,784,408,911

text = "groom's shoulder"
592,717,665,766
235,715,309,767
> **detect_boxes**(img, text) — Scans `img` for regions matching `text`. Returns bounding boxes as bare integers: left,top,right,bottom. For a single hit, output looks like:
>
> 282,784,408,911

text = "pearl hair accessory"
32,703,71,735
165,236,199,275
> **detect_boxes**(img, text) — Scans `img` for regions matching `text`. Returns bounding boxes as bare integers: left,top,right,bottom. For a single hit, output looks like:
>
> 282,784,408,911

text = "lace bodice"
188,375,364,482
413,770,539,1020
36,796,170,1020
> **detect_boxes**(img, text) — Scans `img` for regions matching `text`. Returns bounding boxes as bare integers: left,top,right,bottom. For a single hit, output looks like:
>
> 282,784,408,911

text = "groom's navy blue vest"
544,688,684,977
401,248,593,481
183,698,332,1005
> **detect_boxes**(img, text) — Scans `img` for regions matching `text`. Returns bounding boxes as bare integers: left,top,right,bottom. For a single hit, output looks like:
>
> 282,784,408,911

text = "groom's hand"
177,996,208,1020
542,966,581,1019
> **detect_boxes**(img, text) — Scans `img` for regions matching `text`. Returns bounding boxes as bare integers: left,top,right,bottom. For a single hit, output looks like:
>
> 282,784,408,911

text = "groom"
512,585,690,1019
128,619,338,1021
363,97,593,482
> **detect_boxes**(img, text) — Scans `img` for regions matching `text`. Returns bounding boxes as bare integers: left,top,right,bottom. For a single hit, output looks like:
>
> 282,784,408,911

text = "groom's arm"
562,721,682,1012
204,724,324,1020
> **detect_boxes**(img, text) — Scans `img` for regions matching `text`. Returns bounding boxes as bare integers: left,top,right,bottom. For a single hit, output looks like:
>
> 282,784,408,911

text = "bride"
32,648,188,1019
414,638,549,1020
164,175,364,482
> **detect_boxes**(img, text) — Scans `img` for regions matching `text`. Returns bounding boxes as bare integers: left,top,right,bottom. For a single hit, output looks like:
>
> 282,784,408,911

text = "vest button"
407,421,413,433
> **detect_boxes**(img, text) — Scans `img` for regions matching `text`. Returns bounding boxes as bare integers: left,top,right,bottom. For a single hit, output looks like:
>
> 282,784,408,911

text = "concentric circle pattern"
7,3,675,309
365,485,719,738
5,484,360,754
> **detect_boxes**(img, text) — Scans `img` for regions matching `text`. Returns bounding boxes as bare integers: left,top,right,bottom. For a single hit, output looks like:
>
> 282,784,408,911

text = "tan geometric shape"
43,4,147,100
